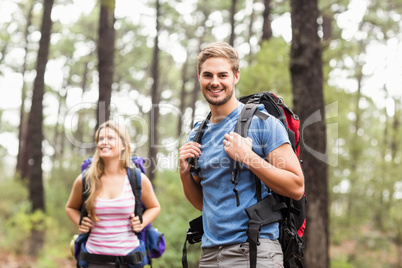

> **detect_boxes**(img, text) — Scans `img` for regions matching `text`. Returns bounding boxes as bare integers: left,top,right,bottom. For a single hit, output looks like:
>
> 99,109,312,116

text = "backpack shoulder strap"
79,169,89,225
188,112,212,173
234,103,267,138
192,112,211,143
128,167,143,223
231,102,269,206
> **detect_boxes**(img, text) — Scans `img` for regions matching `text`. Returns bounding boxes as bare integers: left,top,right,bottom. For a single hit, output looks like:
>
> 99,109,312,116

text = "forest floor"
0,251,75,268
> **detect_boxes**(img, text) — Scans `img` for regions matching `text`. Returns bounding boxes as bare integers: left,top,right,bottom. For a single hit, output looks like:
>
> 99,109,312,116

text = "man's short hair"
197,42,240,75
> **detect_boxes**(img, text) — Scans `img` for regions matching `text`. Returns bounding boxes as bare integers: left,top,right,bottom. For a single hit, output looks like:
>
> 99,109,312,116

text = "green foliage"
0,177,48,254
46,157,85,234
330,257,355,268
0,177,29,221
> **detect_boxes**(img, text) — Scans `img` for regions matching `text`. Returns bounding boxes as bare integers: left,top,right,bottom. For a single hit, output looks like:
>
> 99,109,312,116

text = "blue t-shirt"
188,103,290,248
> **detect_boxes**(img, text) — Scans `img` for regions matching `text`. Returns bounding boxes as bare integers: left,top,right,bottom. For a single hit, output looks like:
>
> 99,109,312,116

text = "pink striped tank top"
86,176,140,255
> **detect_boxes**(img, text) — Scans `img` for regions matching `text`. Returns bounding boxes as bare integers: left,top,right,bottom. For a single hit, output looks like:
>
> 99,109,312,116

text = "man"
178,42,304,268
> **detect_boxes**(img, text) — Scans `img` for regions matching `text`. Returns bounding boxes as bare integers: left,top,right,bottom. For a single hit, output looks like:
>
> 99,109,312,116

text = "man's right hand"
178,142,202,174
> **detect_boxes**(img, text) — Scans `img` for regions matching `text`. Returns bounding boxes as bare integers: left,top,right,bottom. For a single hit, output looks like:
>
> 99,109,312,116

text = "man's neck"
209,98,241,123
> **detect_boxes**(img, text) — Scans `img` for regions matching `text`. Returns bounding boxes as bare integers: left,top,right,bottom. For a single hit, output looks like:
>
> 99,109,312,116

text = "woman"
66,120,161,267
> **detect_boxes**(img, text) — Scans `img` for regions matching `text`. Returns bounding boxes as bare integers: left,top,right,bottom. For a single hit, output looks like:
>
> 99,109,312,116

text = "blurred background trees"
0,0,401,267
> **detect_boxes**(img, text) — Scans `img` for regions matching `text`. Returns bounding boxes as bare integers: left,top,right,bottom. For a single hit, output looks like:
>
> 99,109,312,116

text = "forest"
0,0,401,267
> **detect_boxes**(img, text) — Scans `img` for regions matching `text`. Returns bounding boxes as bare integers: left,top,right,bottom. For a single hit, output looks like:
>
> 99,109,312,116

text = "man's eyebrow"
201,71,229,75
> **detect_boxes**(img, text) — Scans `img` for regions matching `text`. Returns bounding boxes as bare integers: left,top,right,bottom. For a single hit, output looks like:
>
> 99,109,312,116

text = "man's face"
198,57,240,106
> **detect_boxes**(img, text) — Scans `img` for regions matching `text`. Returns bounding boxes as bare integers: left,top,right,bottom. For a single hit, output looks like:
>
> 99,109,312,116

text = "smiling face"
199,57,240,107
96,127,125,160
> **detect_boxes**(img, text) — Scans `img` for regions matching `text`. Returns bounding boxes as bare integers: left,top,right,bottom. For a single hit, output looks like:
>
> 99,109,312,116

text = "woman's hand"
78,216,93,233
130,213,143,233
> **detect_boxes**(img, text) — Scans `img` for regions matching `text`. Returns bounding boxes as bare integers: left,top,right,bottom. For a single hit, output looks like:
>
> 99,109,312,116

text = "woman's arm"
140,173,161,225
131,173,161,232
65,174,93,233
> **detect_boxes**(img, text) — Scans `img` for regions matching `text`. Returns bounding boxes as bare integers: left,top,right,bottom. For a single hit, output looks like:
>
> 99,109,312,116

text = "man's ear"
234,70,240,84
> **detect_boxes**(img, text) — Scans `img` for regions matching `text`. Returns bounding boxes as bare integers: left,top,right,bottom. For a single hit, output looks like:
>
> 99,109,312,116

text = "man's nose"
211,76,219,86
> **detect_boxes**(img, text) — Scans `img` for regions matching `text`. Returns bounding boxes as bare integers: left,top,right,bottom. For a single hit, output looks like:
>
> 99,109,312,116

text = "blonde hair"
84,120,132,221
197,42,240,75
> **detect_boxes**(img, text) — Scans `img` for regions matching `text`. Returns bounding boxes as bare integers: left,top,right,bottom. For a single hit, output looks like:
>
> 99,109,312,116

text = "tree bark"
262,0,272,41
178,57,189,138
148,0,161,181
17,0,35,180
247,0,256,63
290,0,328,267
229,0,237,46
96,0,115,130
25,0,54,256
75,61,91,155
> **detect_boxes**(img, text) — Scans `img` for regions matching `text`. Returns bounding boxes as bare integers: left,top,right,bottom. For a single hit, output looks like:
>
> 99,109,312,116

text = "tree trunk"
96,0,115,130
190,68,201,129
247,0,256,64
75,61,91,155
229,0,237,46
391,96,400,160
261,0,272,41
52,76,70,162
322,14,332,42
178,57,189,138
148,0,161,181
25,0,54,256
290,0,328,267
17,0,35,180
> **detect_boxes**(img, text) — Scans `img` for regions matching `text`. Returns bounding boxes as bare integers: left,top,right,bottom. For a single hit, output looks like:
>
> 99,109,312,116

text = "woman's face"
97,127,125,160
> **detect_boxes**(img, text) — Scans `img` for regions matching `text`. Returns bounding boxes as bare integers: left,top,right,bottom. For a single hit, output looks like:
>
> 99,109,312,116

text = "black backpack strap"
231,103,268,207
230,103,259,206
245,195,284,268
233,100,282,268
128,167,143,223
234,103,260,137
181,239,189,268
182,215,203,268
79,170,90,225
188,113,211,173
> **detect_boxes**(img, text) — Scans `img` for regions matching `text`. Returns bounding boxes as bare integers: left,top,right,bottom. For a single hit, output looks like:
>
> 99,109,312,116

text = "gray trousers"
199,238,284,268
